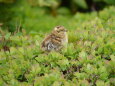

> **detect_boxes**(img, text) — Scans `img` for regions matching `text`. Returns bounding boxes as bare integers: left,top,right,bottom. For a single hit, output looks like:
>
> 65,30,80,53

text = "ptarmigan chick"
41,25,68,52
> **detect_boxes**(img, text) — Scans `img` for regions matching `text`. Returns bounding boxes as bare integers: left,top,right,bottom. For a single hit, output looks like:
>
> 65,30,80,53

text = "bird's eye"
57,25,63,29
57,26,60,28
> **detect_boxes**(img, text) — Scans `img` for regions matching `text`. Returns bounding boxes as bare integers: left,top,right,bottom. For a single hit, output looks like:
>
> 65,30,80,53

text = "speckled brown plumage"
41,25,68,52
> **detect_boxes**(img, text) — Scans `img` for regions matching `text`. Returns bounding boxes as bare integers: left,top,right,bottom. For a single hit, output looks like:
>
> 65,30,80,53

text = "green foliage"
1,0,115,32
0,0,15,3
73,0,88,9
0,6,115,86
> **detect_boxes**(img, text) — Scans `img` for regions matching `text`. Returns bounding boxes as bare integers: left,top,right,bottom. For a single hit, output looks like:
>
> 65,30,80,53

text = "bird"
41,25,68,52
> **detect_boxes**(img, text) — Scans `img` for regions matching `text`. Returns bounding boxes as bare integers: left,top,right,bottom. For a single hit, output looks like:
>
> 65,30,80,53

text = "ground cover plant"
0,5,115,86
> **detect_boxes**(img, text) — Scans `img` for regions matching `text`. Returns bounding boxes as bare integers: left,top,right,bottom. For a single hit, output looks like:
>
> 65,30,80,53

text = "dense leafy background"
0,0,115,86
0,0,115,32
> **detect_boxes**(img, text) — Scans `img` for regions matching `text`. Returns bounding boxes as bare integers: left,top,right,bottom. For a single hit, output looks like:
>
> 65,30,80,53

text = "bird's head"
53,25,68,33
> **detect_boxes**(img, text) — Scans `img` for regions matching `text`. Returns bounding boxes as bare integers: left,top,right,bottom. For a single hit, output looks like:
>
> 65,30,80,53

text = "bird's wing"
41,34,53,51
47,42,55,51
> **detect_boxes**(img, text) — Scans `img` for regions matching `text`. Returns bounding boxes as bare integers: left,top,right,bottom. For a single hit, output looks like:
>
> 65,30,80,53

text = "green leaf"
74,0,88,9
110,55,115,61
104,0,115,5
5,33,11,40
79,51,88,60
